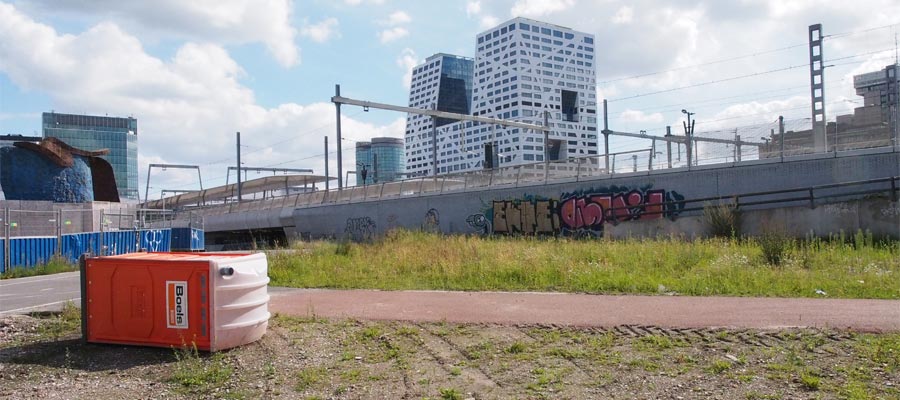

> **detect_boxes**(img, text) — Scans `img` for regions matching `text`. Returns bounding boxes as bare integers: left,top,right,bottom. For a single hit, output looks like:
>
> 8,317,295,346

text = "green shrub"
703,202,742,238
758,231,791,266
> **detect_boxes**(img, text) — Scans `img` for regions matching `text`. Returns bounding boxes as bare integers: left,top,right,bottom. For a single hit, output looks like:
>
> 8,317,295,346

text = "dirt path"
269,288,900,332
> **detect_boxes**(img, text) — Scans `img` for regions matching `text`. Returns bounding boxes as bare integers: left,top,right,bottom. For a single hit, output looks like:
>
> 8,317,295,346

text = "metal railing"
597,176,899,219
171,142,897,220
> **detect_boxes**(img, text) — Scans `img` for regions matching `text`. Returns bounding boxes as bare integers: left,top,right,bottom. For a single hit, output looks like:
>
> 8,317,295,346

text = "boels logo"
166,281,189,329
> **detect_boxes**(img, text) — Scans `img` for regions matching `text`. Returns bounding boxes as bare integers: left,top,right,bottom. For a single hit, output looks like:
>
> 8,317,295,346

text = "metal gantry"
331,84,550,185
144,164,203,203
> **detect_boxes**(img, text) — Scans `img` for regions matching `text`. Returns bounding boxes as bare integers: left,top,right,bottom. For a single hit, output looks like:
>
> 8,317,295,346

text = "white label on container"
166,281,189,329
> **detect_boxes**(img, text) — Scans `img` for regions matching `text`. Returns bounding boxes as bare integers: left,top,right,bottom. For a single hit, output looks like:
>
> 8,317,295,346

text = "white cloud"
0,3,400,197
510,0,576,17
383,11,412,26
300,18,340,43
619,110,664,124
704,96,809,130
396,48,420,89
480,15,500,29
376,10,412,44
466,1,482,17
611,6,633,24
379,27,409,43
25,0,300,67
461,0,499,30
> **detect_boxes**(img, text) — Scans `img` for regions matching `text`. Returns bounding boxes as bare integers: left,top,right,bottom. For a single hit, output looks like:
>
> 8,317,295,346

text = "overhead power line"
600,22,900,86
608,49,896,102
599,43,808,85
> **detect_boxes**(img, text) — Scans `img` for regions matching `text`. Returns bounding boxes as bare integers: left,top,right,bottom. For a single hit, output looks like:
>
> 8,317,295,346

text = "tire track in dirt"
371,324,414,400
414,323,502,392
513,325,597,393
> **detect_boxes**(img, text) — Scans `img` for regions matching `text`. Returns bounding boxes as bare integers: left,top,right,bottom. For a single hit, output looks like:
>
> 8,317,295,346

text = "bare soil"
0,313,898,400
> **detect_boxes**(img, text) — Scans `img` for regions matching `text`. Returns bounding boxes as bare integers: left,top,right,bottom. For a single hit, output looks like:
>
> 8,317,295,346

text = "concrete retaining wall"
291,150,900,240
605,198,900,239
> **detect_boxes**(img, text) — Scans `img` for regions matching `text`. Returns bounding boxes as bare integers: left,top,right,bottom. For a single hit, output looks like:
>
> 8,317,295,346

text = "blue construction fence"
0,227,204,273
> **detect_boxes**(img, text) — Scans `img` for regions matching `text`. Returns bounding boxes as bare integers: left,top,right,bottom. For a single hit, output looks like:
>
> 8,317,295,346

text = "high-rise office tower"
355,137,405,184
43,112,139,200
404,53,474,177
467,18,598,169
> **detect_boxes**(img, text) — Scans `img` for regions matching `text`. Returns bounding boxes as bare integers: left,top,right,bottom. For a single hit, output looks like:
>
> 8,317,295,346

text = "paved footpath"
3,273,899,332
269,288,900,332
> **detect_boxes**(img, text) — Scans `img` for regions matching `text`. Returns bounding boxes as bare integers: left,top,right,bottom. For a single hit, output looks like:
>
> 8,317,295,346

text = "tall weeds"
702,202,742,238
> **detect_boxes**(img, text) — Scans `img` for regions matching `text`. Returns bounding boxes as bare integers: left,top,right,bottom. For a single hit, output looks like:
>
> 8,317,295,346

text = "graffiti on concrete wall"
345,217,376,241
492,198,560,235
483,186,685,237
386,214,399,230
559,187,685,235
465,213,492,235
422,208,441,233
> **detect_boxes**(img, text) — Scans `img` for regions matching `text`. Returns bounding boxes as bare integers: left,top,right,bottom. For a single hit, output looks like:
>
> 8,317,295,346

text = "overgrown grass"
170,344,233,394
268,230,900,299
33,301,82,341
1,256,77,279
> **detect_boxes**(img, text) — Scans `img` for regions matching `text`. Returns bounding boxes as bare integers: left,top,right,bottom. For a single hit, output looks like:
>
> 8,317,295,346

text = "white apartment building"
404,18,598,176
467,17,598,169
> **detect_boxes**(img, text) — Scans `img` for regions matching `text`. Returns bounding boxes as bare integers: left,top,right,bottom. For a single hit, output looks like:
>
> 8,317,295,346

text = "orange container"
81,252,269,351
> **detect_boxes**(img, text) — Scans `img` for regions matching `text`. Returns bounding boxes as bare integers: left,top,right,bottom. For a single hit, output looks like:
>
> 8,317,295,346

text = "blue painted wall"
2,228,184,273
8,237,58,270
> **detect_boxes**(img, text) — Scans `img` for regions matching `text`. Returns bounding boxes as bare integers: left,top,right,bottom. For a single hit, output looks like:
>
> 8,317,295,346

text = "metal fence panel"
9,236,57,269
171,227,204,251
139,229,171,252
104,231,141,255
8,210,57,238
61,232,103,262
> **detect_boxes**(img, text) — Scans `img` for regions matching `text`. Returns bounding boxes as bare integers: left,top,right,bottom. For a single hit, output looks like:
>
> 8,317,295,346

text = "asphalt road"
3,273,899,332
0,272,81,315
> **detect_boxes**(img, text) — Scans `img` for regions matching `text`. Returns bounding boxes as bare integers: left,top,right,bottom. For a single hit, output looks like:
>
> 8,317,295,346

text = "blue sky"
1,0,898,198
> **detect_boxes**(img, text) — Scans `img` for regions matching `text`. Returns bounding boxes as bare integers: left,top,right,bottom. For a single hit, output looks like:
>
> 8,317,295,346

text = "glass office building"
355,137,404,185
404,53,475,177
42,112,139,200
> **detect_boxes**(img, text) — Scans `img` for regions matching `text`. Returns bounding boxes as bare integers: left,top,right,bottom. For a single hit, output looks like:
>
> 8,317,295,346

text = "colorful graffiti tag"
488,186,685,236
492,199,559,235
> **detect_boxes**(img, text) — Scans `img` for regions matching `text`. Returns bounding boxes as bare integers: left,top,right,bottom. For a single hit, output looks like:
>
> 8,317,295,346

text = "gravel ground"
1,311,898,399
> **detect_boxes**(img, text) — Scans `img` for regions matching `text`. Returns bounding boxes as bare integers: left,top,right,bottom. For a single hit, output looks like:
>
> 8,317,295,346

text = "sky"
1,0,899,199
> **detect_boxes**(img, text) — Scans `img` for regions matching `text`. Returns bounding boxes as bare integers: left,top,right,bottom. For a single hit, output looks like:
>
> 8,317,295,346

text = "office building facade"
356,137,405,184
404,53,475,177
466,18,598,169
403,18,599,176
42,112,139,200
